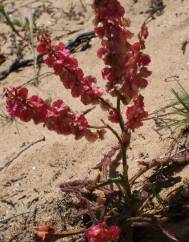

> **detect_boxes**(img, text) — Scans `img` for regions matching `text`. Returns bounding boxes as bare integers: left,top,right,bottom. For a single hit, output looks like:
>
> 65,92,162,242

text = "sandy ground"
0,0,189,241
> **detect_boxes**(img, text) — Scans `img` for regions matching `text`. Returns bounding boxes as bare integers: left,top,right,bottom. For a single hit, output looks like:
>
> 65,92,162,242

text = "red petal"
53,230,64,236
140,23,149,39
34,224,52,232
35,231,47,241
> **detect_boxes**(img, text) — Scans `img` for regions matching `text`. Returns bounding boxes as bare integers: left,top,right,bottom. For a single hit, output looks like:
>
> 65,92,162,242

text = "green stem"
101,120,122,144
0,4,23,39
121,143,132,199
116,97,132,200
93,177,123,189
98,96,116,111
88,124,107,129
117,97,125,131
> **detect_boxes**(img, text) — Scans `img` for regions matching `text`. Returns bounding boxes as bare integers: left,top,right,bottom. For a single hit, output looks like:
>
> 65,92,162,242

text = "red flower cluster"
37,34,103,105
5,87,88,137
126,95,148,131
85,222,120,242
93,0,151,104
108,110,120,123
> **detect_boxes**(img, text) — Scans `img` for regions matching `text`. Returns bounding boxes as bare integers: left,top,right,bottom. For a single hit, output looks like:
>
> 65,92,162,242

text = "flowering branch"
5,87,88,138
37,33,103,106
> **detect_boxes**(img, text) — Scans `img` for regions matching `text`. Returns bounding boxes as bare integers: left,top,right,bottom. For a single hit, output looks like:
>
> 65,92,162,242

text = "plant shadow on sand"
133,130,189,242
133,180,189,242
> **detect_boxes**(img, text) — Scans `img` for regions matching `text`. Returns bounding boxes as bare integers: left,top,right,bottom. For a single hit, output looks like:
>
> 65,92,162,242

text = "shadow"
143,161,188,195
133,182,189,242
167,185,189,221
133,226,174,242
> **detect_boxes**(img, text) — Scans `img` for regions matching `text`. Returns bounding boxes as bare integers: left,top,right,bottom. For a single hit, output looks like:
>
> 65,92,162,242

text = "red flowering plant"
4,0,152,241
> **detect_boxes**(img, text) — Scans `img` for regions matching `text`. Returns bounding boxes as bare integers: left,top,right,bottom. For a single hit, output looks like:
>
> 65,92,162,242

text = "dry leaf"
34,224,63,241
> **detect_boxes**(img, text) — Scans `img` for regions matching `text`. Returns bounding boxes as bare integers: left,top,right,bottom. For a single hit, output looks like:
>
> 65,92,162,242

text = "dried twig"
0,136,45,171
145,0,165,22
130,151,189,185
0,31,95,81
0,57,38,80
0,4,23,39
181,38,189,54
